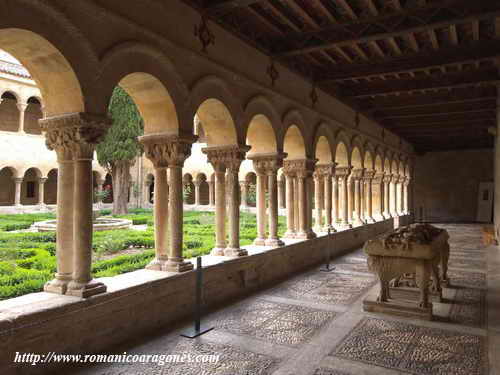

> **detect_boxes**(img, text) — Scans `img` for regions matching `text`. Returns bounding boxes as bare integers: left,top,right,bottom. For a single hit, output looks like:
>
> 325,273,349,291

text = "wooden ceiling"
184,0,500,152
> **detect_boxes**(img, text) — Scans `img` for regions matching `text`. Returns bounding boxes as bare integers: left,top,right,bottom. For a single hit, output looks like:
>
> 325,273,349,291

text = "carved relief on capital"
203,145,250,173
249,152,287,176
334,166,352,180
372,172,385,185
282,158,316,179
351,168,365,180
363,170,376,181
315,163,337,179
40,112,111,159
139,133,197,168
383,173,393,183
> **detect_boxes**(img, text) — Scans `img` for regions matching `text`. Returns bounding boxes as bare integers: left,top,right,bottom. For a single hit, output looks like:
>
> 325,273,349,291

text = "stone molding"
139,133,198,168
363,170,376,180
383,173,393,183
315,163,337,178
335,166,353,179
202,145,250,173
40,112,111,159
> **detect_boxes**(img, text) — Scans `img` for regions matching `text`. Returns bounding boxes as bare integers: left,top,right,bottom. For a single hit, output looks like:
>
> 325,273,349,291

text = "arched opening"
20,167,41,205
283,125,306,160
0,91,19,132
103,173,113,204
24,97,42,135
335,142,349,167
245,172,257,207
351,147,363,169
0,167,16,205
196,98,238,147
373,154,384,220
183,173,195,204
45,169,58,205
315,136,333,164
117,72,178,135
195,173,209,206
0,29,84,117
246,114,277,155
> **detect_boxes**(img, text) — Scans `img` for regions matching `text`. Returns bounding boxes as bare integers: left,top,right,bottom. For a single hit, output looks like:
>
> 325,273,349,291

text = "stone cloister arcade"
0,14,412,298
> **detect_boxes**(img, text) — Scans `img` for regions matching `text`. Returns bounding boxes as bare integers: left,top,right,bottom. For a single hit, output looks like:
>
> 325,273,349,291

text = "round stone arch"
333,129,352,167
383,152,392,174
188,75,244,147
350,135,365,170
313,122,335,165
0,90,21,102
0,166,18,206
281,109,310,159
98,42,189,136
374,146,385,173
0,1,100,116
243,95,282,154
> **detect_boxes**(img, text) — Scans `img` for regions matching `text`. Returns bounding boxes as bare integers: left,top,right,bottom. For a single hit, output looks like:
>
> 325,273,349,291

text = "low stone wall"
0,219,395,375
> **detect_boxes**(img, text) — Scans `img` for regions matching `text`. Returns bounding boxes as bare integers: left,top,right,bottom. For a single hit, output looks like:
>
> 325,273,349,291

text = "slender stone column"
313,171,324,232
384,174,392,218
214,168,227,253
240,181,248,208
37,177,47,205
404,179,410,214
44,150,74,294
293,177,300,234
399,177,405,214
372,172,385,221
266,167,283,246
194,179,202,206
17,102,28,134
151,167,169,269
284,171,295,238
322,167,335,232
278,177,286,209
364,171,376,223
166,141,195,271
347,176,354,224
392,176,399,216
353,169,365,226
225,148,249,257
143,178,152,206
254,170,267,245
13,177,22,206
208,180,215,207
332,176,339,229
40,113,111,298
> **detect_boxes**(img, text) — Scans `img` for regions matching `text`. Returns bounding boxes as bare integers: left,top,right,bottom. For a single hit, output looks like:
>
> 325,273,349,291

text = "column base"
211,247,226,256
322,225,337,233
283,230,296,239
384,212,393,218
265,238,284,247
163,259,193,272
253,237,267,246
314,225,324,233
339,222,353,230
224,248,248,257
353,219,365,227
365,217,376,224
44,275,71,295
295,230,316,240
66,280,107,298
145,258,169,271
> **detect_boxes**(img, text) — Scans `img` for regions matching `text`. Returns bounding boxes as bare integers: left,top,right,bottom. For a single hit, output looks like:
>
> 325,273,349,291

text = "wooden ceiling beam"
369,41,385,58
207,0,266,15
387,37,402,55
386,117,496,127
285,0,319,29
365,95,497,111
378,108,496,120
428,29,439,50
364,0,379,16
264,2,301,32
352,44,369,60
273,2,500,57
345,68,500,98
320,40,500,81
245,6,284,35
311,0,337,23
449,25,458,44
335,0,358,20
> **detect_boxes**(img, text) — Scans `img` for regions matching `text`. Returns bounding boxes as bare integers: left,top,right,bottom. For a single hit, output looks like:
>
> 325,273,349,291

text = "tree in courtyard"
96,86,144,215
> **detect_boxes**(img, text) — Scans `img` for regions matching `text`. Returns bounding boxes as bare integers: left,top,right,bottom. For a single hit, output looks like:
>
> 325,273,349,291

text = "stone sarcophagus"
363,224,449,320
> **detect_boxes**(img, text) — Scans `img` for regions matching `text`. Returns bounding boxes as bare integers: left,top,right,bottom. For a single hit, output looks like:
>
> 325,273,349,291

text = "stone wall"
0,218,397,375
414,149,494,223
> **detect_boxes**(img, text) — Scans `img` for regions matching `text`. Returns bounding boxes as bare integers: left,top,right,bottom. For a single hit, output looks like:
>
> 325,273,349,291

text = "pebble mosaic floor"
68,224,495,375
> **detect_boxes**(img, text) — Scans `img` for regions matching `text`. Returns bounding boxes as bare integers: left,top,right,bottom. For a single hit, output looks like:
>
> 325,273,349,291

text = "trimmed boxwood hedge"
0,210,285,300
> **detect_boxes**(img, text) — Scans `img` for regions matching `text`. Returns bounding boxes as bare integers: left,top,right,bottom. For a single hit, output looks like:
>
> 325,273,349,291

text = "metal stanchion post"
320,228,336,272
181,256,214,338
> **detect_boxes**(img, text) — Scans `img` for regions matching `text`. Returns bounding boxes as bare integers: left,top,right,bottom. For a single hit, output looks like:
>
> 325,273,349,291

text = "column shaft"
284,174,295,238
314,175,323,232
266,170,283,246
13,178,22,206
323,175,333,231
226,170,247,256
254,172,267,245
213,170,227,254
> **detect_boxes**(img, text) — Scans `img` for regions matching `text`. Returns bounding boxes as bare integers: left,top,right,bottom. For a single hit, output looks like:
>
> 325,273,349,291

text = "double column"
42,113,111,298
204,145,250,257
335,166,353,230
363,171,375,223
351,168,365,227
373,172,386,221
314,164,336,233
383,173,392,218
38,177,47,206
249,153,286,246
140,133,197,272
282,159,316,240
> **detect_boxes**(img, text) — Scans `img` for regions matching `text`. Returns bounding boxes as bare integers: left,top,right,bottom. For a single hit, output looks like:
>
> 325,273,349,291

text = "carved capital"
139,133,197,168
363,170,376,181
283,158,316,179
383,173,393,183
40,112,111,159
372,172,385,184
203,145,250,173
17,102,28,113
315,163,337,178
334,166,352,180
38,177,48,184
248,152,286,176
12,177,23,184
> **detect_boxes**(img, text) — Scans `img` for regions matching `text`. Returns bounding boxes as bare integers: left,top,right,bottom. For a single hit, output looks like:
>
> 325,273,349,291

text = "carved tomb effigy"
362,224,450,320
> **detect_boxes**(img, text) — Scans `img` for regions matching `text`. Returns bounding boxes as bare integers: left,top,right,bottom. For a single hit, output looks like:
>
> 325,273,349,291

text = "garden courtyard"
0,210,286,301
